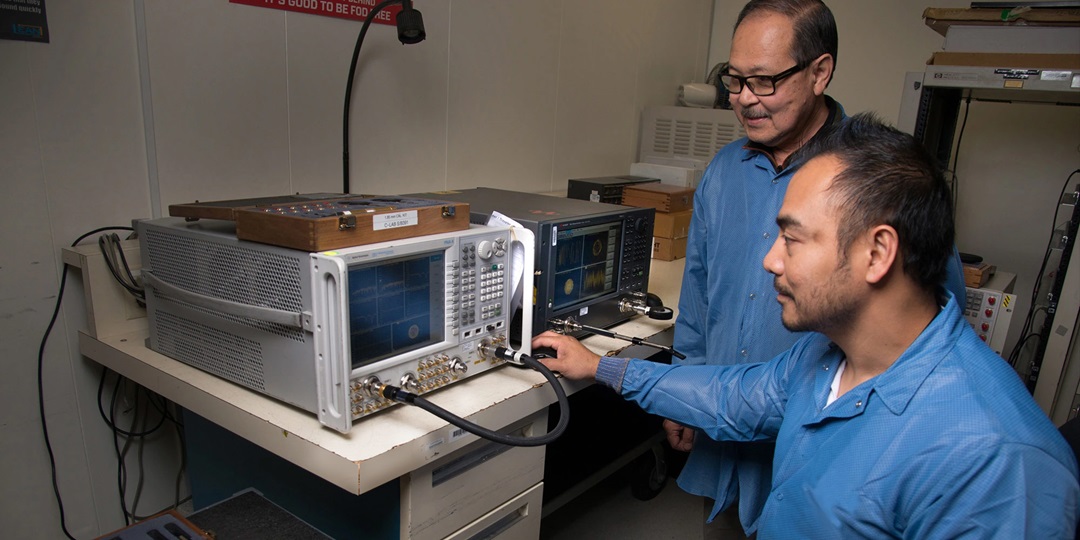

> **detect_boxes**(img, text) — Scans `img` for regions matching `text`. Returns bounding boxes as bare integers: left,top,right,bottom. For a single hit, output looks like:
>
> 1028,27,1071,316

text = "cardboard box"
653,209,693,239
940,25,1080,55
928,51,1080,70
622,183,695,213
923,7,1080,37
653,236,687,261
964,262,996,288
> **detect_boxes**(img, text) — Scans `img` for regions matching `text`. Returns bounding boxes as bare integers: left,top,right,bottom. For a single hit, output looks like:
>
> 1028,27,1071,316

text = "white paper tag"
373,210,418,230
1041,70,1072,82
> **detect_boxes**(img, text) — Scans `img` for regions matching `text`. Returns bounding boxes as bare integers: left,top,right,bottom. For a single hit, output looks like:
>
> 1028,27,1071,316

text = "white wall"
5,1,1077,537
0,0,712,537
709,0,1080,370
708,0,978,127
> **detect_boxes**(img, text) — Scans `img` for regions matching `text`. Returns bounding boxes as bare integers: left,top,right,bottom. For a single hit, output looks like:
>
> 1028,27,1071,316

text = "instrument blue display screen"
347,251,445,369
553,222,620,311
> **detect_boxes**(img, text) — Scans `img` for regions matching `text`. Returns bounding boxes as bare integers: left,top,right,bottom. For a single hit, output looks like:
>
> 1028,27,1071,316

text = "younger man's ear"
864,224,898,285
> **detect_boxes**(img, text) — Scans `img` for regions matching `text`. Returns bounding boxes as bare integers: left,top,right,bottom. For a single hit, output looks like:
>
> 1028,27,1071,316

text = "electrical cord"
380,348,569,447
948,94,972,210
39,226,136,540
40,225,189,537
1009,307,1042,371
132,412,149,522
98,233,144,302
111,378,139,525
97,370,168,438
1007,169,1080,370
99,366,191,524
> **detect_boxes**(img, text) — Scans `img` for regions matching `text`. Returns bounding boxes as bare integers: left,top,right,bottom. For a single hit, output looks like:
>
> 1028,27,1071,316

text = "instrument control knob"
476,240,494,260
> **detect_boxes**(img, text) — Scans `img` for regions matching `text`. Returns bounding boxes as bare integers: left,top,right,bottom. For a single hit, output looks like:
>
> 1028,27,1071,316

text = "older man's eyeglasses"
720,62,808,96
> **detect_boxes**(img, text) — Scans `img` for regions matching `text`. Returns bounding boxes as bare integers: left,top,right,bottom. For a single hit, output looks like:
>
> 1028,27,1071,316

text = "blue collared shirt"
673,99,969,532
600,291,1079,538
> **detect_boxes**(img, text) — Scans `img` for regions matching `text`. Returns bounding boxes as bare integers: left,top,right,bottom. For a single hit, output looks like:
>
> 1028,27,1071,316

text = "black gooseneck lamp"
336,4,575,447
342,0,426,194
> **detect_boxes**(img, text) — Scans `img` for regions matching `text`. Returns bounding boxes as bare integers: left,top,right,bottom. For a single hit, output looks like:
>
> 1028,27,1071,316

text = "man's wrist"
595,356,629,390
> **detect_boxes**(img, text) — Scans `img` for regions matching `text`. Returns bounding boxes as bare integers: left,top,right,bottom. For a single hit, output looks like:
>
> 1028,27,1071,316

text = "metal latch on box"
337,210,356,230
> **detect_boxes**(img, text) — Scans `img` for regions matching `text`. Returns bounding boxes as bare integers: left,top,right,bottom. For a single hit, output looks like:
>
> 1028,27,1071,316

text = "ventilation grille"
154,310,267,391
640,106,745,165
144,228,306,343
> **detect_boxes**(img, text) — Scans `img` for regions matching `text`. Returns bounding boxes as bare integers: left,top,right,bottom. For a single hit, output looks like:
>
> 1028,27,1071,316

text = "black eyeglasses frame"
720,61,809,97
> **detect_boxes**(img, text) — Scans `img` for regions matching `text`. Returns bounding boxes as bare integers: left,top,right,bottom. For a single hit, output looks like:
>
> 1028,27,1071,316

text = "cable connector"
494,346,528,366
380,384,417,404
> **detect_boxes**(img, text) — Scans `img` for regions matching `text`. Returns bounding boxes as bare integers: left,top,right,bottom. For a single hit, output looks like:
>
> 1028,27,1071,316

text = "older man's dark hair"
736,0,838,85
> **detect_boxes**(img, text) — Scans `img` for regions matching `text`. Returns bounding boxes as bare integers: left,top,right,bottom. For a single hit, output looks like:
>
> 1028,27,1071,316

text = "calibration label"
374,210,418,230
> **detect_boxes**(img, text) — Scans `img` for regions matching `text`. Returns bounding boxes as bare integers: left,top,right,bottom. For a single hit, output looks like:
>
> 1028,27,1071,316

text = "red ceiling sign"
230,0,401,25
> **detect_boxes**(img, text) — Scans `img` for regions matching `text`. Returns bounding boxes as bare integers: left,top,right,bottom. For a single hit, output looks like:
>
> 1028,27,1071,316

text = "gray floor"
540,463,704,540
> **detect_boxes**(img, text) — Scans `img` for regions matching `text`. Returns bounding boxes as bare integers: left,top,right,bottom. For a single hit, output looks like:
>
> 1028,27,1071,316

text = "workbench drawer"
401,409,548,540
445,482,544,540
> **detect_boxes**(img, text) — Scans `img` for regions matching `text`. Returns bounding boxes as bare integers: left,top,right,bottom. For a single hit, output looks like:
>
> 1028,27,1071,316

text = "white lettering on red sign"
230,0,401,25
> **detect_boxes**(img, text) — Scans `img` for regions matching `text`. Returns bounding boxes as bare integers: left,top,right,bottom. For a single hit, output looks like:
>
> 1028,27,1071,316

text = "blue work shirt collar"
740,95,844,172
808,289,964,424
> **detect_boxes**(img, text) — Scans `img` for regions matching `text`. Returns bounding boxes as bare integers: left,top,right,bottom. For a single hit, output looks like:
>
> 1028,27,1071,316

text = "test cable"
548,317,685,360
378,347,569,447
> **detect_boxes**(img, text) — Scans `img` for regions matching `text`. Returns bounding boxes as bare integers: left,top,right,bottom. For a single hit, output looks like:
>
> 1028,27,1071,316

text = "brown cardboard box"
622,183,695,213
928,51,1080,70
653,236,687,261
654,209,693,239
963,262,996,288
922,7,1080,37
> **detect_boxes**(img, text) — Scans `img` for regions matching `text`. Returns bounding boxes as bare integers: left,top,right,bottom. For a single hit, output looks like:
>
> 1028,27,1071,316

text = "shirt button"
777,493,784,501
740,349,748,357
762,232,770,239
749,293,756,300
855,400,863,408
771,178,779,184
823,364,829,371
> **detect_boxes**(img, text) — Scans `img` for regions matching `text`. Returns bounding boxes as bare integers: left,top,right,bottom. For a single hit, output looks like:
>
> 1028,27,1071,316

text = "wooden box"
963,262,996,288
169,193,359,221
235,198,470,251
622,183,695,213
653,209,693,239
169,194,470,251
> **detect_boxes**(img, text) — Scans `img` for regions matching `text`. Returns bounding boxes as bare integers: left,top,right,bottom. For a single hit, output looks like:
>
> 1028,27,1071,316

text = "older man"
671,1,967,535
535,114,1078,538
